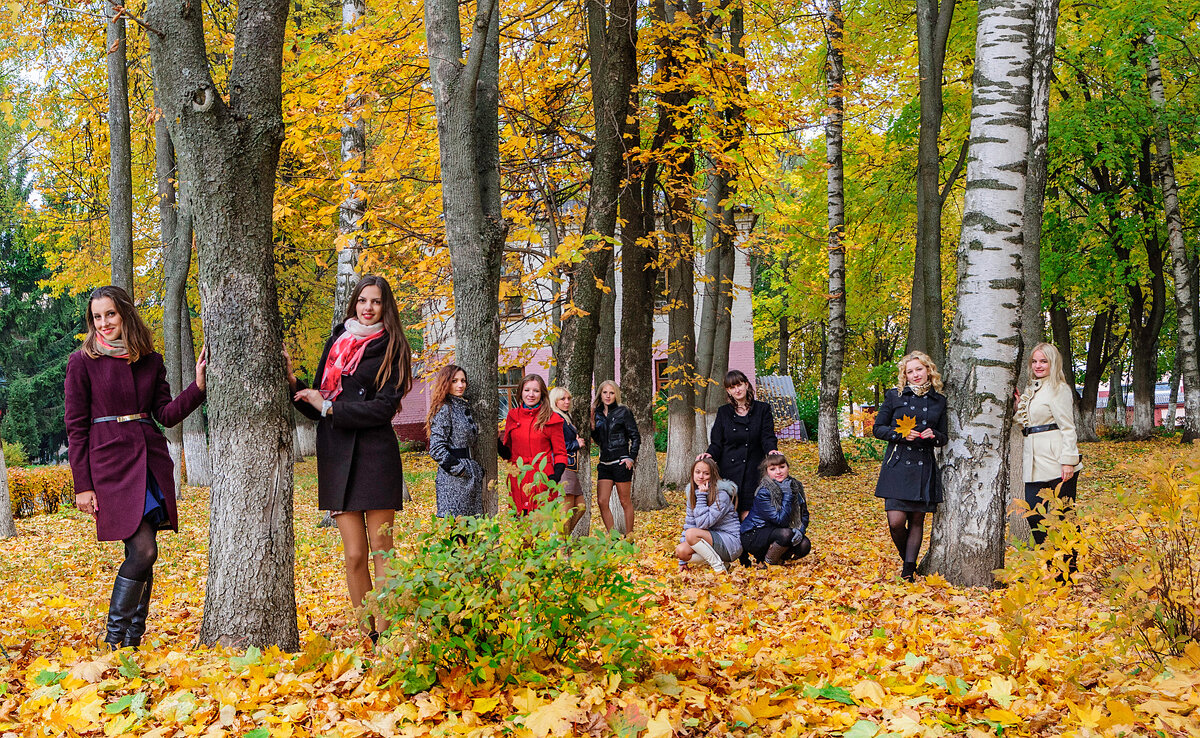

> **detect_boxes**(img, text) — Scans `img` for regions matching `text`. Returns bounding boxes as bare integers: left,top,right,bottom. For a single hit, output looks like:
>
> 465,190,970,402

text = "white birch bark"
1146,33,1200,442
924,0,1035,586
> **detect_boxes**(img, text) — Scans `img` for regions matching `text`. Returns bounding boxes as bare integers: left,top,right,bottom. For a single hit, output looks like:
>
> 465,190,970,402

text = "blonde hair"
896,351,944,393
591,380,622,425
549,386,572,422
1029,342,1067,389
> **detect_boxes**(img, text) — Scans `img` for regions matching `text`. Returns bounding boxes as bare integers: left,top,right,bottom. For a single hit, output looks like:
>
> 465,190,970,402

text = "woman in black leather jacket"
591,380,641,536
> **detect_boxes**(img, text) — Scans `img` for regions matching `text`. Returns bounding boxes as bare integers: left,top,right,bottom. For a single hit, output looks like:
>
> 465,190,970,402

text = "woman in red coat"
65,286,207,649
499,374,566,513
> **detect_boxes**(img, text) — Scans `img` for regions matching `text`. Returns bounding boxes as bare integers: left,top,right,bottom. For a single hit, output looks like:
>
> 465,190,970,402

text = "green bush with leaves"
368,469,651,693
2,440,28,468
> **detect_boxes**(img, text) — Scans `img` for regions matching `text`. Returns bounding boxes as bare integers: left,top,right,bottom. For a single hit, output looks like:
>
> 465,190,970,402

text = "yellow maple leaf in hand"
894,415,917,438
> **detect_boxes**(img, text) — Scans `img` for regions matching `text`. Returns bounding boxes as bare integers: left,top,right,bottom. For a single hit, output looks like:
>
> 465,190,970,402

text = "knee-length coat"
428,396,484,517
872,387,947,504
295,325,408,511
64,351,206,542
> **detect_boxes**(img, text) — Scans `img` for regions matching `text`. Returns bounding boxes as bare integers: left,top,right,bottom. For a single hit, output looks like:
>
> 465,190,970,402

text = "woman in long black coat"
286,275,412,642
872,351,947,581
698,370,779,519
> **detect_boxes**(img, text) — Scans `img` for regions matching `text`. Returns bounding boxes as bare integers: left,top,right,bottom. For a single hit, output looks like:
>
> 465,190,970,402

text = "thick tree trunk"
293,411,317,460
1146,34,1200,442
557,0,637,474
157,116,186,496
1128,141,1167,440
1106,354,1125,428
147,0,298,649
106,0,134,295
1007,0,1057,543
620,145,666,511
1077,308,1115,442
179,291,212,486
694,164,723,445
596,259,616,383
424,0,505,514
907,0,956,366
333,0,369,323
924,0,1035,587
818,0,851,478
0,444,14,538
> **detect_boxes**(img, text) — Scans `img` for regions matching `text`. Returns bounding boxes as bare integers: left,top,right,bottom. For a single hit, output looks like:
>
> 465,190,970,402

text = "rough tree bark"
595,259,616,383
1077,308,1117,442
1106,353,1125,428
106,0,134,294
1127,140,1166,440
180,291,211,485
1006,0,1057,542
157,115,186,496
558,0,638,484
923,0,1035,587
1146,33,1200,442
907,0,957,366
147,0,298,649
621,126,666,511
0,443,14,539
424,0,505,514
1167,348,1182,430
818,0,851,477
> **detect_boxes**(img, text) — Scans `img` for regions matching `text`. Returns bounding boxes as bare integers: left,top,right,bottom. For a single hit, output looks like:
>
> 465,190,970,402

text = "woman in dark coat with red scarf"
499,374,567,513
286,275,412,643
65,285,207,649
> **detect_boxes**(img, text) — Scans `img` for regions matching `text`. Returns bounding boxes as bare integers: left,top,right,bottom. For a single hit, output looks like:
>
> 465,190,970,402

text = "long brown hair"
343,275,412,400
82,285,154,363
518,373,553,430
724,369,755,407
425,364,466,436
688,457,732,509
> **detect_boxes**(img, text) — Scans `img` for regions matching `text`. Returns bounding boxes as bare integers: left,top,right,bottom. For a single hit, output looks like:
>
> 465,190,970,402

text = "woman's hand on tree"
294,388,323,410
283,347,297,390
196,343,209,391
76,490,98,517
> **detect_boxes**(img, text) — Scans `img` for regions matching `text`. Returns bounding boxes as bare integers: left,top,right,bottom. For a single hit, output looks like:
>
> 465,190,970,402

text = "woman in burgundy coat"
65,285,207,649
286,275,412,643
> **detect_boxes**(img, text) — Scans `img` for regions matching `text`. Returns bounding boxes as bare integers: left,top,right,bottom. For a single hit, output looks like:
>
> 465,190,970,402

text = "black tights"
887,511,925,564
117,518,159,582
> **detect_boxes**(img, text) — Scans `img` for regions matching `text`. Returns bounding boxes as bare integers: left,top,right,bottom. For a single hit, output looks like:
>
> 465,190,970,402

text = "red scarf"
320,320,385,400
96,335,130,359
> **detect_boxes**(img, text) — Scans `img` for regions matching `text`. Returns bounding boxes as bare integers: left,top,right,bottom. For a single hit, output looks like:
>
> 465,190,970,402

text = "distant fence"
757,375,809,441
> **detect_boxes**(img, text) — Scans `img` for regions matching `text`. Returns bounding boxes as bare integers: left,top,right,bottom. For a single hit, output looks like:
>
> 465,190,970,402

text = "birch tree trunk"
424,0,505,514
923,0,1035,587
818,0,851,478
558,0,638,481
106,0,134,294
1146,33,1200,442
334,0,368,323
180,291,212,486
1106,353,1125,428
0,444,14,539
293,411,317,460
147,0,298,649
1167,349,1182,430
157,115,186,496
908,0,956,366
1007,0,1057,542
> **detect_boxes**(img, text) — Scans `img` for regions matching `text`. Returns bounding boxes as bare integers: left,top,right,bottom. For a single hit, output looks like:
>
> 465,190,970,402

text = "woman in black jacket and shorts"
591,380,640,536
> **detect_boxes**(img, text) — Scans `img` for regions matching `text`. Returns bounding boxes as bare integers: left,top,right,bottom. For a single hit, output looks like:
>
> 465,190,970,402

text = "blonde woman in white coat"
1014,342,1083,547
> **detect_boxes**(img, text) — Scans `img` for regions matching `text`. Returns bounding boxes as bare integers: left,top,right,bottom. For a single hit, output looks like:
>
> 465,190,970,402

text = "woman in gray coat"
674,458,742,573
426,364,484,517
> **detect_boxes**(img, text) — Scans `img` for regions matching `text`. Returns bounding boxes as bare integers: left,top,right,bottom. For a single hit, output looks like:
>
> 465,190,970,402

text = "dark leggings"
742,526,812,563
1024,474,1079,545
117,517,159,582
886,511,926,564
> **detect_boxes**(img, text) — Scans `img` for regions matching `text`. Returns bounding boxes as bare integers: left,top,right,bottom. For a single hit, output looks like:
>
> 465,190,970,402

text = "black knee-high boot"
104,576,146,649
122,572,153,648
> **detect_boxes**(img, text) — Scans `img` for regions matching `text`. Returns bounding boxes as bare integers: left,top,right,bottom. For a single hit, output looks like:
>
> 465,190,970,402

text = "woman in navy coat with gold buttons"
65,286,207,649
873,351,947,581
